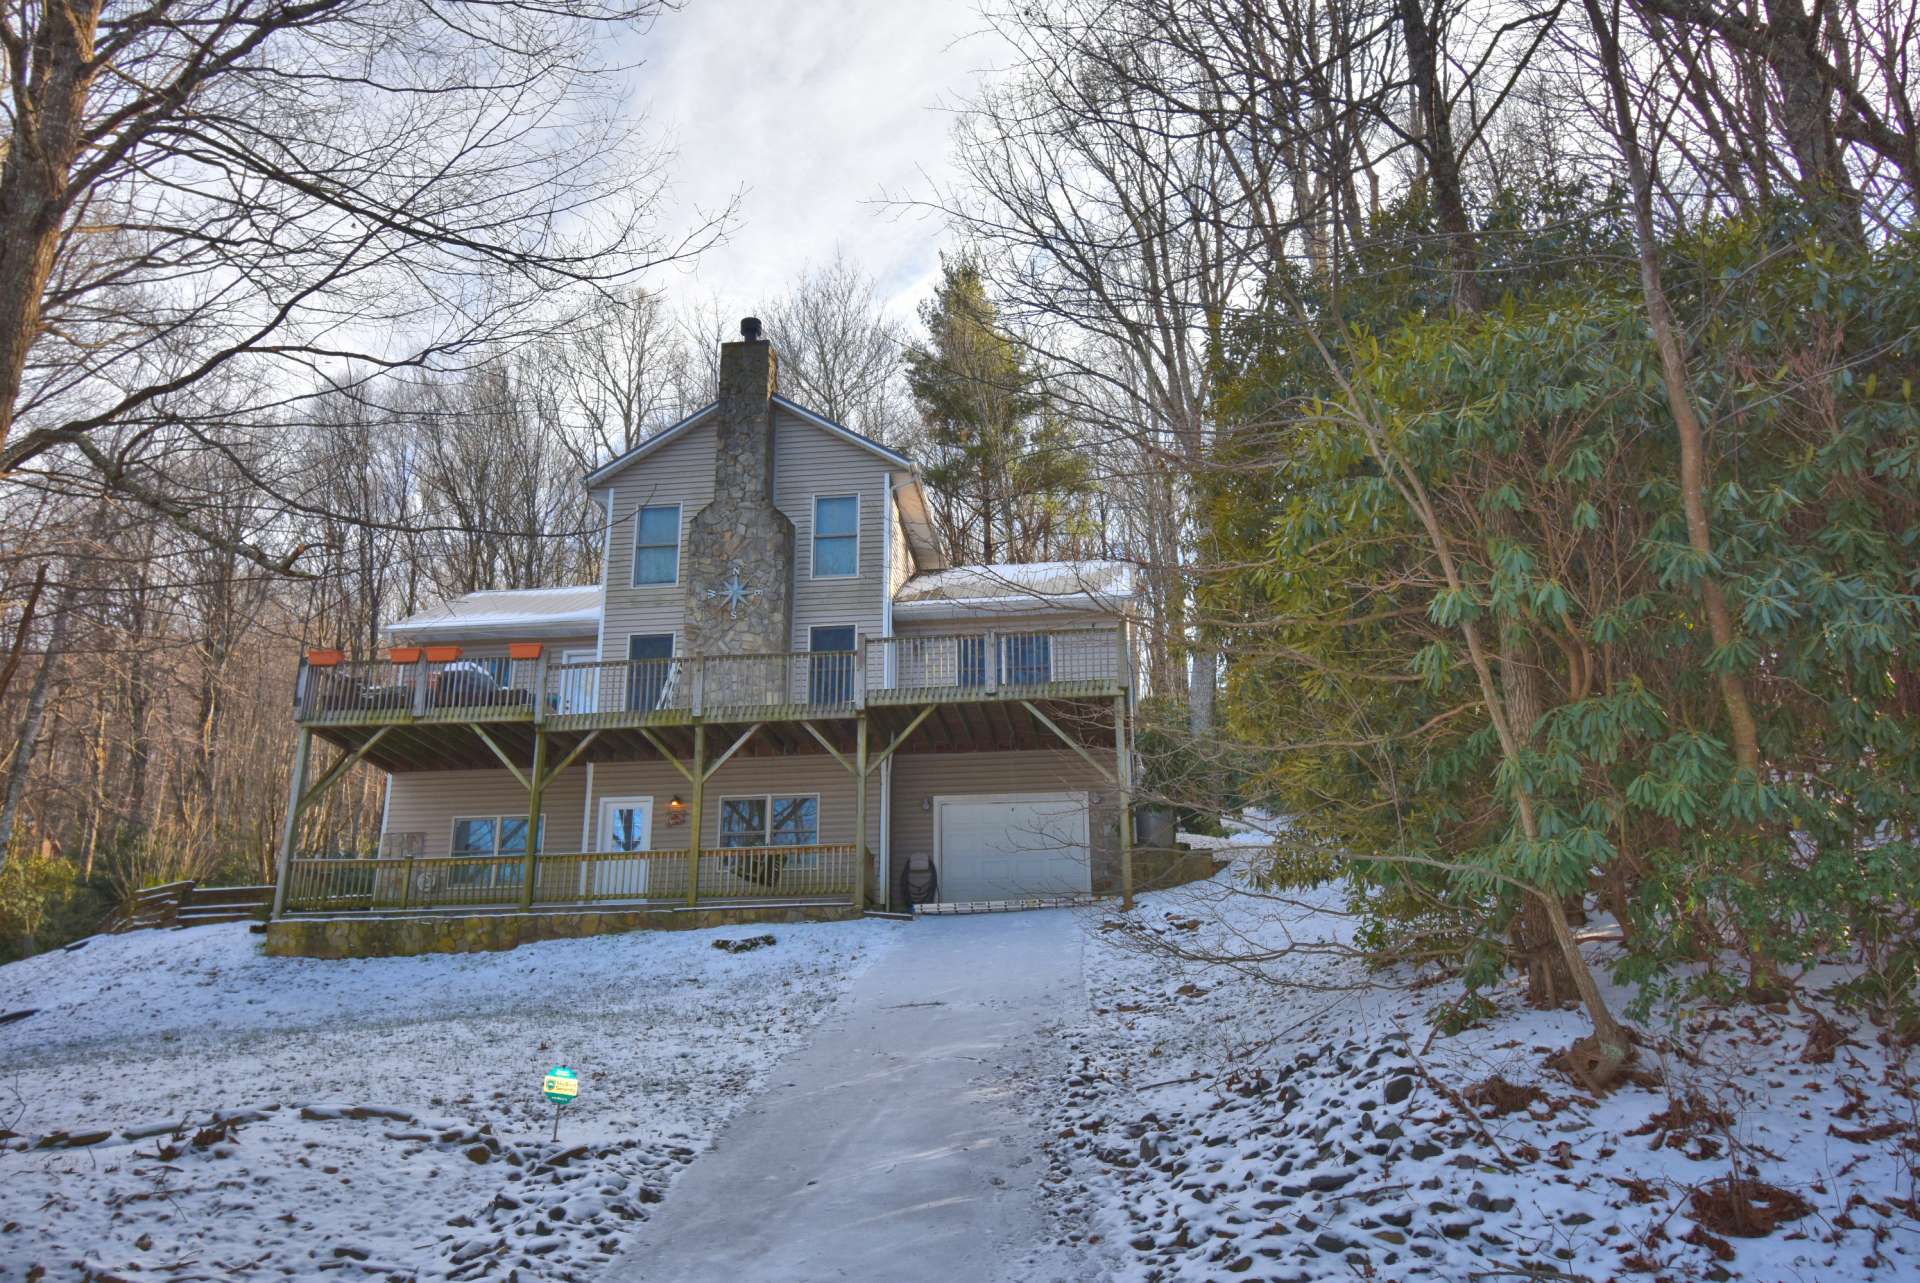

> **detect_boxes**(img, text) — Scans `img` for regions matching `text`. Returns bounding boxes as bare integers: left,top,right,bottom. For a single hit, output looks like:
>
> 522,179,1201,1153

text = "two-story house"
270,320,1139,934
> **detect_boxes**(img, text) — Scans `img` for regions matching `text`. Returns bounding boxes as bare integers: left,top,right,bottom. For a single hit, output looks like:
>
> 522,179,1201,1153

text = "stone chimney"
682,319,796,673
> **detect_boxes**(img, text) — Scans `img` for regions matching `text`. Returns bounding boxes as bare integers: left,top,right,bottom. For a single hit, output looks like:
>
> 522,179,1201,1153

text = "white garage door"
935,792,1091,901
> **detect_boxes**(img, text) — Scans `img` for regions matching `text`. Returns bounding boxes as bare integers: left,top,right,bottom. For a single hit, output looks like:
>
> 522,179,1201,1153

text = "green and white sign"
542,1066,579,1104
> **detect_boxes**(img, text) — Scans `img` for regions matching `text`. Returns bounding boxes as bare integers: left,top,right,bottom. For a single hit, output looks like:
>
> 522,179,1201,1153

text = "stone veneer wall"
1122,846,1231,895
682,336,795,704
266,902,862,959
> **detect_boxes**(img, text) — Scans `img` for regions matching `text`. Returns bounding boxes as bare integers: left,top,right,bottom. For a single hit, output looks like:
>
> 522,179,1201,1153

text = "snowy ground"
1037,868,1920,1282
0,918,900,1282
4,868,1914,1283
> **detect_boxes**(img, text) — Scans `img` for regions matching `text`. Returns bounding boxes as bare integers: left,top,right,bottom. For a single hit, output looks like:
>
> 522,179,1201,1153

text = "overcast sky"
624,1,1006,328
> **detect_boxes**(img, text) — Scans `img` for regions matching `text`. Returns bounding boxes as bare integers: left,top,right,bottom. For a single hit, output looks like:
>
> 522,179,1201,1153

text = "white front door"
595,796,653,897
935,792,1091,902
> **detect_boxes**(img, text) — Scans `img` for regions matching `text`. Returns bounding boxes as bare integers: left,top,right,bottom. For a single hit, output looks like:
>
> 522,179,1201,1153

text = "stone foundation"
1119,846,1230,894
266,902,863,959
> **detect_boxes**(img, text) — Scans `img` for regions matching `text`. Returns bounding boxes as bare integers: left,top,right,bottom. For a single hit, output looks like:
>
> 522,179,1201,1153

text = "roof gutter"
889,592,1134,621
385,613,604,644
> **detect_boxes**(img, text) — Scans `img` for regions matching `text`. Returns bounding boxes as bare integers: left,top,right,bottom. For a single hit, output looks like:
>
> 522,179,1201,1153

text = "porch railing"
280,843,860,914
297,626,1129,724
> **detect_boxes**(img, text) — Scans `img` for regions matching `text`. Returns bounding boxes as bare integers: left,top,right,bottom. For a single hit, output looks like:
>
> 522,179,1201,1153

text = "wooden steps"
104,881,273,933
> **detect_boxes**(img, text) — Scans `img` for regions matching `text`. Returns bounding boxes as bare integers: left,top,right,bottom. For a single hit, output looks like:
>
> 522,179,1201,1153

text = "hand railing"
865,626,1126,697
541,657,685,717
281,843,860,913
297,626,1128,724
297,657,538,720
700,843,858,900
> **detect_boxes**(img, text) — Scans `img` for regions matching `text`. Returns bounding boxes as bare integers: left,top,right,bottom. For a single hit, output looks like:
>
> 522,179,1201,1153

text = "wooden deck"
274,625,1144,921
295,627,1131,773
303,693,1123,774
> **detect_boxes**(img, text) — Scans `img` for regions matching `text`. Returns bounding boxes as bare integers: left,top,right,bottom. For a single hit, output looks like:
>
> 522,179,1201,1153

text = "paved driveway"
605,909,1091,1282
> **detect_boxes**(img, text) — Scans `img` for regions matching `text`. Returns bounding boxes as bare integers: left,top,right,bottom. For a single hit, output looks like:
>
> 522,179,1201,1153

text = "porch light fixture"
921,797,933,812
668,795,687,825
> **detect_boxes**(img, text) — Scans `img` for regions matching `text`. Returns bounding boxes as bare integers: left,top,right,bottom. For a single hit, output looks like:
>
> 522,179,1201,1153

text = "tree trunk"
1187,646,1217,739
1586,0,1780,1000
1399,0,1483,313
1499,611,1579,1006
0,0,102,454
1758,0,1864,242
0,584,74,866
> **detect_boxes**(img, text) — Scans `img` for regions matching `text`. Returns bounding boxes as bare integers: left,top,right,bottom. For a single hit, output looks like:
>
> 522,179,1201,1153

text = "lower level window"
451,815,545,856
450,815,544,888
718,795,820,848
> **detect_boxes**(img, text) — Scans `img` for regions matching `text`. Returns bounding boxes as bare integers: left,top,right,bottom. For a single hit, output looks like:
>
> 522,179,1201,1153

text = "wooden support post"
854,712,869,907
867,704,936,773
1116,693,1134,911
298,726,393,812
1019,699,1117,783
533,649,550,724
853,634,867,709
270,728,314,920
686,722,706,907
521,730,547,909
984,630,999,693
412,658,430,716
470,724,529,789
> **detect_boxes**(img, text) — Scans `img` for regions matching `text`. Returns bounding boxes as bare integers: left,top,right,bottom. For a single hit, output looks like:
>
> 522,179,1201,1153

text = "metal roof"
892,560,1137,618
386,586,602,641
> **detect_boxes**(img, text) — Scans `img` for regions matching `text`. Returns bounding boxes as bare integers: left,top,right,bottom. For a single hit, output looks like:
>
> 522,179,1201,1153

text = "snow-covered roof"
386,586,602,642
892,560,1136,619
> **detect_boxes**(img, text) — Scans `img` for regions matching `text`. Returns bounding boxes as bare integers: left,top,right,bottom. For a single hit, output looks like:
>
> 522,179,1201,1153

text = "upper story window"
633,504,681,585
813,495,859,578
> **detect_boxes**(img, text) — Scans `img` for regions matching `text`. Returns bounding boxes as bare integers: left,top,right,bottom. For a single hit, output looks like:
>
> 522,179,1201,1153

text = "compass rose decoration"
706,562,762,617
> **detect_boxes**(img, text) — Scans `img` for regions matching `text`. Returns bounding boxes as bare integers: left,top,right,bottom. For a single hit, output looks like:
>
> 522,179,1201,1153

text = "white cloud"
620,0,1003,324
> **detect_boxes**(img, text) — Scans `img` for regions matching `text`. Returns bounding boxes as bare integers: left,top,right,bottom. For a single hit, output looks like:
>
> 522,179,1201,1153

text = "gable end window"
812,495,859,578
633,504,681,585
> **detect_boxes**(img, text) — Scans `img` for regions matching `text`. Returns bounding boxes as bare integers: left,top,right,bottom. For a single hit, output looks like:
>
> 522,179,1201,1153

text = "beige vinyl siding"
778,405,888,652
596,405,892,663
886,749,1122,900
599,424,710,660
590,754,879,854
382,752,881,863
382,766,590,857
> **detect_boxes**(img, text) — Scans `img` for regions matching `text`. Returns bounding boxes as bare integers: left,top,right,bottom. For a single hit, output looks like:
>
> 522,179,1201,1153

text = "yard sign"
543,1066,579,1103
542,1064,579,1142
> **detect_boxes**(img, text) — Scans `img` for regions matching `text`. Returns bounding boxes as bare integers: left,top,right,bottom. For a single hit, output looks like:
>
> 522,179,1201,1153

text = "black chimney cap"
740,316,763,341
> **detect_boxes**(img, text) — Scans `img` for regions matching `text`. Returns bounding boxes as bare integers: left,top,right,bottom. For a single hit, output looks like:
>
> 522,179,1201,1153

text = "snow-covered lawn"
0,918,901,1282
1039,868,1919,1282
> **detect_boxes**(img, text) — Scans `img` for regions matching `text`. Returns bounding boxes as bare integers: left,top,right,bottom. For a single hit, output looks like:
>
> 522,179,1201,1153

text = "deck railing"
297,625,1128,724
866,628,1126,698
297,657,538,721
281,843,861,914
